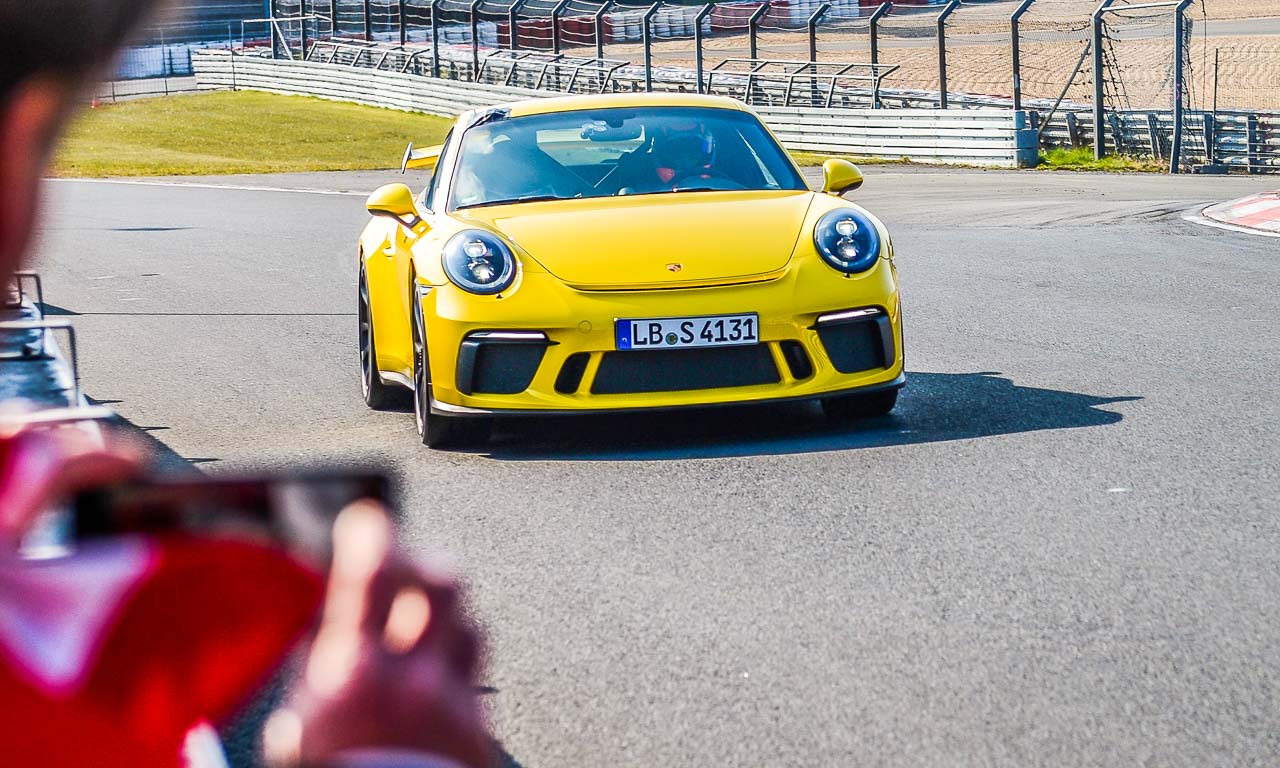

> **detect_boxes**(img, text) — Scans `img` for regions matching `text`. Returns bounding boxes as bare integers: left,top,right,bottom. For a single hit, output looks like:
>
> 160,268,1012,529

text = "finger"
304,500,392,695
325,500,394,626
396,564,483,681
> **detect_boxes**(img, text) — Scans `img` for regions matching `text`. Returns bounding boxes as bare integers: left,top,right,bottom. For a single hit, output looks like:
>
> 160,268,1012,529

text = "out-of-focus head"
0,0,163,283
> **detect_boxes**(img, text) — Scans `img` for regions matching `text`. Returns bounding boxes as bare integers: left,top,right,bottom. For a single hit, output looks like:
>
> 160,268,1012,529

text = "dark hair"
0,0,164,100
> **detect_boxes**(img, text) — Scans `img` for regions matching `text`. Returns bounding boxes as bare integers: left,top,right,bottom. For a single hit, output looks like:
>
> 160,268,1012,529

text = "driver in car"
618,118,718,194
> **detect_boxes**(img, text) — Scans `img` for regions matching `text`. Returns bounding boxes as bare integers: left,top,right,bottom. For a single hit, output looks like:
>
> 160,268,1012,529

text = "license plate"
615,313,759,351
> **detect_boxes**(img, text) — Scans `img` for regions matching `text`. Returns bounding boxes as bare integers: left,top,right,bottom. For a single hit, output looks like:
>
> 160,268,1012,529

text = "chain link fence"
247,0,1277,113
142,0,1277,169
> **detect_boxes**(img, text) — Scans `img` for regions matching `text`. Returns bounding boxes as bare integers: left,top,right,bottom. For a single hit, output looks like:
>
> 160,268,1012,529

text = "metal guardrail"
706,59,899,110
477,50,629,94
1035,108,1279,173
193,49,1038,168
0,272,115,428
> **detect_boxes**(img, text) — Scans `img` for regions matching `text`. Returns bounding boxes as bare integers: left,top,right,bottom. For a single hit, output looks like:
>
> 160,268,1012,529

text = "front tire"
359,266,401,410
822,388,899,422
411,287,491,449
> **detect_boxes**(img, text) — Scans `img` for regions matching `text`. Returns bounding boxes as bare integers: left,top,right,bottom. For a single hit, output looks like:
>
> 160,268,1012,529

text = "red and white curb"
1187,191,1280,238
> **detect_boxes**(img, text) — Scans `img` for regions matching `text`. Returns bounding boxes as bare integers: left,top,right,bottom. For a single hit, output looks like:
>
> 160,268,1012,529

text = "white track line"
47,177,368,197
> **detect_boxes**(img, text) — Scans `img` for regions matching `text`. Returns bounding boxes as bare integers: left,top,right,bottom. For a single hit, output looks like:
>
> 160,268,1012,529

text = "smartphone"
71,470,392,568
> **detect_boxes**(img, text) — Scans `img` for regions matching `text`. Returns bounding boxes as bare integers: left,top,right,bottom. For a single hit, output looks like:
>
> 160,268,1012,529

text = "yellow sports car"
358,92,903,447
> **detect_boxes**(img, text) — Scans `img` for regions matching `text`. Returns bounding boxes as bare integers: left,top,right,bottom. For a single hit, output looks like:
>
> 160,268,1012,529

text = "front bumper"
422,256,903,414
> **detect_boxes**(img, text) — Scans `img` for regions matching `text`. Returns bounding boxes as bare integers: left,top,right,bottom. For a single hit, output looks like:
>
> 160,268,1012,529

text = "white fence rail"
193,50,1038,168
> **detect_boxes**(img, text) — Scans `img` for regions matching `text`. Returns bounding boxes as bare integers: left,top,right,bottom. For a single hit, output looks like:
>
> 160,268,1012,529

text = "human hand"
264,502,492,768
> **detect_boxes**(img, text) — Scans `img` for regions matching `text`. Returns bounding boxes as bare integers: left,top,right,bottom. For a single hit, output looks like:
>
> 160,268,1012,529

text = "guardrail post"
869,3,889,66
1146,111,1162,161
748,3,769,60
1169,0,1191,173
1107,111,1123,154
364,0,373,41
1010,0,1035,112
936,0,959,109
1092,0,1116,159
694,5,713,94
399,0,408,45
470,0,483,80
1202,112,1214,165
594,0,615,63
1065,111,1080,146
431,0,442,77
1246,114,1260,174
642,3,660,92
551,0,570,54
807,3,831,64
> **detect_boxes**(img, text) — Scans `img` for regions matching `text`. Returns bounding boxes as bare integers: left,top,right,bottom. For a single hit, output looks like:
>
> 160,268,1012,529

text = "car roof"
500,92,751,118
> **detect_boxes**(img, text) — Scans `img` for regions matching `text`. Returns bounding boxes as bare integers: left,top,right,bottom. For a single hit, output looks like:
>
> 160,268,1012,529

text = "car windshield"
449,106,807,210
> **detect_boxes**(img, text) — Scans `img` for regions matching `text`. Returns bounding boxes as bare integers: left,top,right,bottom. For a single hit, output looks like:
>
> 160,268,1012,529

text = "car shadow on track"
477,371,1141,462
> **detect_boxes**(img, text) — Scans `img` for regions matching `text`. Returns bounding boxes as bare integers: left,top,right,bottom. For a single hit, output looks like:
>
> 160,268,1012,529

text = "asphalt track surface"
33,168,1279,767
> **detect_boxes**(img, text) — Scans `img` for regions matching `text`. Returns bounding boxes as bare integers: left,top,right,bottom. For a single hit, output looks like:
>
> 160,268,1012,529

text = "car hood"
458,190,814,289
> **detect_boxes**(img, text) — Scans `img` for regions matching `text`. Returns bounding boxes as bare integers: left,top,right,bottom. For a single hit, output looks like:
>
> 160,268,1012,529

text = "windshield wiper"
456,194,576,210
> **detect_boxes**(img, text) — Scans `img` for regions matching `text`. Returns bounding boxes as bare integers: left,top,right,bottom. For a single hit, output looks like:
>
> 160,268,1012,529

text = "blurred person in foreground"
0,3,492,766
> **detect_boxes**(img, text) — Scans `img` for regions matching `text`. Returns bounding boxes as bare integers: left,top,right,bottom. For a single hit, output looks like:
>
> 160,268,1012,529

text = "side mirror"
367,183,422,228
822,159,864,196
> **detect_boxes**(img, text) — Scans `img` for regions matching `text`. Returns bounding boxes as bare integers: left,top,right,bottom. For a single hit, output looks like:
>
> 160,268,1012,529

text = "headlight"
813,209,881,275
442,230,517,295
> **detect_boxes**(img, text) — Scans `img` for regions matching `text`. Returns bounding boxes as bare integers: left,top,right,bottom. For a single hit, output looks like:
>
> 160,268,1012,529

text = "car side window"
422,129,454,212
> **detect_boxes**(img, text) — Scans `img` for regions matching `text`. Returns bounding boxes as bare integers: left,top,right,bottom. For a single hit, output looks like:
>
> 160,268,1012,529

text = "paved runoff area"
32,168,1280,767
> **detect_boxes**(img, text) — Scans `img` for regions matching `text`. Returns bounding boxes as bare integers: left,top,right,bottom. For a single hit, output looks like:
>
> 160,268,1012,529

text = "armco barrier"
193,50,1038,168
755,107,1039,167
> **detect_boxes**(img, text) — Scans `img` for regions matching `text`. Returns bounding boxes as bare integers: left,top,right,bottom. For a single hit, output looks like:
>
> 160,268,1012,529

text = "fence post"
551,0,570,54
329,0,338,37
748,3,769,60
1169,0,1191,173
269,0,281,59
594,0,615,62
399,0,408,45
430,0,442,76
301,2,310,58
694,4,713,93
470,0,483,79
936,0,959,109
1092,0,1116,159
509,0,527,50
1010,0,1035,112
869,3,889,66
642,3,660,92
807,3,831,63
364,0,373,40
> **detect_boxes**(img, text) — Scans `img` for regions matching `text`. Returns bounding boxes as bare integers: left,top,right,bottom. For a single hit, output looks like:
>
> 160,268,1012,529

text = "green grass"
1037,146,1165,173
57,91,1159,177
54,91,453,177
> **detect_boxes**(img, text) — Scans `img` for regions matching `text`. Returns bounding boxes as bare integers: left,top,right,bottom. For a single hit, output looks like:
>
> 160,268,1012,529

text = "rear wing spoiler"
401,142,442,174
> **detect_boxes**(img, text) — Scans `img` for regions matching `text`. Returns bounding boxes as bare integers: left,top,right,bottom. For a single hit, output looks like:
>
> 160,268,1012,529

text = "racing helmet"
653,117,715,178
